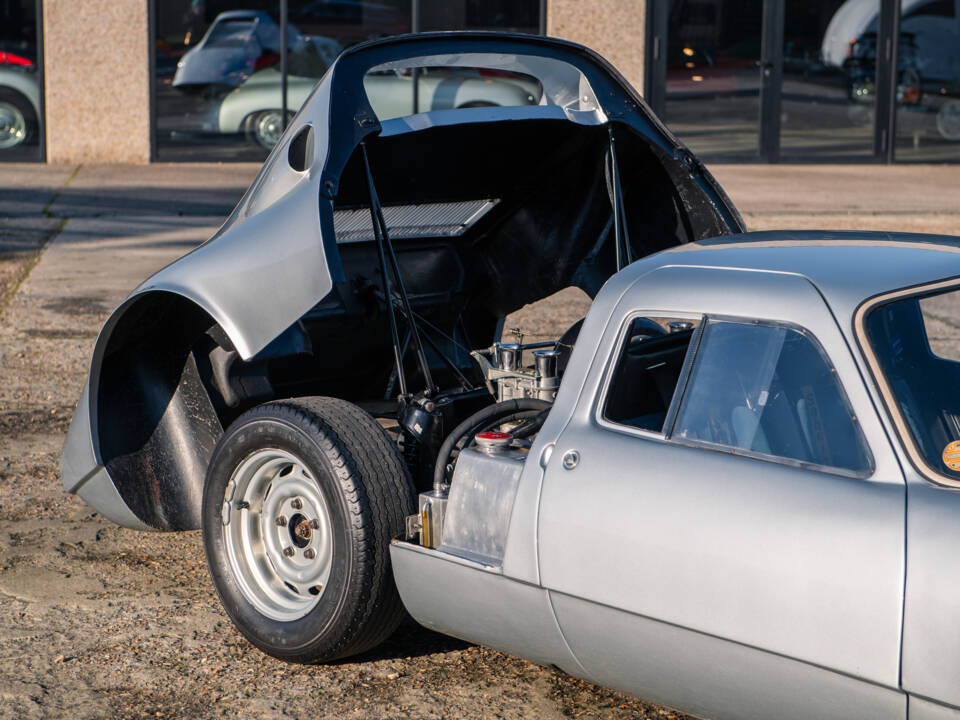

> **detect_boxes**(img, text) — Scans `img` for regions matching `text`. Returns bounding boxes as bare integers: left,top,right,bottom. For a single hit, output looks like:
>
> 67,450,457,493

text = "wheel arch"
88,289,242,530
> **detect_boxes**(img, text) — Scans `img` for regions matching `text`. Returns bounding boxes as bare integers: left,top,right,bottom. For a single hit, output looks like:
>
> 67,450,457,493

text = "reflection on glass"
155,1,410,161
289,0,410,44
156,3,286,161
172,11,314,93
418,0,540,33
664,0,763,160
363,65,542,121
155,0,544,160
894,0,960,161
780,0,877,159
0,0,41,161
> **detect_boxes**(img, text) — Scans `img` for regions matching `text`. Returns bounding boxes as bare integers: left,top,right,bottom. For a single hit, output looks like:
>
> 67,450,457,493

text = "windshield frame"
855,275,960,488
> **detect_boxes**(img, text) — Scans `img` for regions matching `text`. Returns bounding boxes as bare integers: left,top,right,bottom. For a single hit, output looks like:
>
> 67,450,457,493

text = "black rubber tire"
202,396,416,663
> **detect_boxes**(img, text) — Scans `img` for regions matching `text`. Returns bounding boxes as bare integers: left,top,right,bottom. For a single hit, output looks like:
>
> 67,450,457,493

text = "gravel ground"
0,166,685,720
0,162,958,720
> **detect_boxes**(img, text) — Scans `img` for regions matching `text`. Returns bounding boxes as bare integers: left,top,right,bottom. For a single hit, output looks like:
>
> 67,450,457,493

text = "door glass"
780,0,878,159
664,0,763,160
894,0,960,161
0,0,41,161
602,317,701,433
673,320,872,475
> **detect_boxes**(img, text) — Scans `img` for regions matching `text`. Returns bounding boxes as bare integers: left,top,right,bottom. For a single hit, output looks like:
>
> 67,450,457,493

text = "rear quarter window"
602,316,701,433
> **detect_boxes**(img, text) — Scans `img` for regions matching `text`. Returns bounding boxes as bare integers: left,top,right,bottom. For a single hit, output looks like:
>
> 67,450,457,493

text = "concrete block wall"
43,0,151,164
546,0,645,94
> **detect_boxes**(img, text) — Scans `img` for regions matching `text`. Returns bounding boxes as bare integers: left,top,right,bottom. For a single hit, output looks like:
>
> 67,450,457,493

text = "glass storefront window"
780,0,878,159
0,0,42,161
154,0,542,161
656,0,960,162
664,0,763,161
894,0,960,161
418,0,540,33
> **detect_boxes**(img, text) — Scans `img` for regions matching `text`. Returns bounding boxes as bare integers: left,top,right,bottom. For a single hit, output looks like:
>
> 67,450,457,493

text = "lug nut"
310,519,320,529
304,548,316,560
275,515,287,527
291,498,303,510
283,547,295,557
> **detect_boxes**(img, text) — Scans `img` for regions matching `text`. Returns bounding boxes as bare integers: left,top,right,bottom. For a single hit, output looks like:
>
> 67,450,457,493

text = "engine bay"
406,330,572,564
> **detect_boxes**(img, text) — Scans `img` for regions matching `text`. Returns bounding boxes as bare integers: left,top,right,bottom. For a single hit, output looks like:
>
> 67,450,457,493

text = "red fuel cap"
476,431,511,440
475,430,513,450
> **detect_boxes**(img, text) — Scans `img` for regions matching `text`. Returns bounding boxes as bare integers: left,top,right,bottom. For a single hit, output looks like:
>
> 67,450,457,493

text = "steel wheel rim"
221,448,333,622
0,101,27,150
938,101,960,141
255,111,284,148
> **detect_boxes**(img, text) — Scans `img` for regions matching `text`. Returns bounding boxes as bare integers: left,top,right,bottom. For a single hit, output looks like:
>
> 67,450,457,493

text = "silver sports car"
62,32,960,720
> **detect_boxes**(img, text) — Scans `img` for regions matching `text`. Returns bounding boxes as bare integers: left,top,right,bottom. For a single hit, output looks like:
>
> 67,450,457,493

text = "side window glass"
603,316,701,432
673,321,872,475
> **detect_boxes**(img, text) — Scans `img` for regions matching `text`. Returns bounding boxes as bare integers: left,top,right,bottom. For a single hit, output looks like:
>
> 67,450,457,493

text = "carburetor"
470,331,561,403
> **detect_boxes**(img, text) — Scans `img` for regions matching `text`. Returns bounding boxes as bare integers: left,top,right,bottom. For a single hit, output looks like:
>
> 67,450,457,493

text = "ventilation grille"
333,199,499,244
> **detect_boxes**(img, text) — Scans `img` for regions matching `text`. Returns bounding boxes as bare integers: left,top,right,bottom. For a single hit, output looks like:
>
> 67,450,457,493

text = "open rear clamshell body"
61,32,743,533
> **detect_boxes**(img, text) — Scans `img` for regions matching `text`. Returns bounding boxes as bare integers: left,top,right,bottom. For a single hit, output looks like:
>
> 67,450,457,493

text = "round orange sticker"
943,441,960,471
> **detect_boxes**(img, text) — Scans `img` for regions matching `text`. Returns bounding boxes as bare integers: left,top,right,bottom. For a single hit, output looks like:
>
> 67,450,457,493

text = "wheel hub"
255,112,284,149
938,101,960,141
290,513,312,547
221,448,333,621
0,102,26,150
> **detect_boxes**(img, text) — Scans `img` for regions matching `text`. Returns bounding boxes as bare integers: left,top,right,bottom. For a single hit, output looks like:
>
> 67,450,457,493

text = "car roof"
630,230,960,317
213,10,271,21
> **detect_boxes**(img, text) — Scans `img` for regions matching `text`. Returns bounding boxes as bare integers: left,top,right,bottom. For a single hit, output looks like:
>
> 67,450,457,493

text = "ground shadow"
334,616,473,665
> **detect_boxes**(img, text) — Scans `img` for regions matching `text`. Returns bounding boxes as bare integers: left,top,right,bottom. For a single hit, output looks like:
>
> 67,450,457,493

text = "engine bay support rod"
361,143,437,396
386,294,475,391
361,142,409,398
607,126,633,270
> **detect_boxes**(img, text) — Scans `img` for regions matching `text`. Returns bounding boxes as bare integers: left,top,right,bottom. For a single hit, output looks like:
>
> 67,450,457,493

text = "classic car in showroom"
218,63,541,148
0,58,40,152
172,9,332,93
62,32,960,720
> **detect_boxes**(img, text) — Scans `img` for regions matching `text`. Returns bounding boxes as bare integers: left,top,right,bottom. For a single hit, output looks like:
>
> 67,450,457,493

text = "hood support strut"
361,142,438,398
606,126,633,271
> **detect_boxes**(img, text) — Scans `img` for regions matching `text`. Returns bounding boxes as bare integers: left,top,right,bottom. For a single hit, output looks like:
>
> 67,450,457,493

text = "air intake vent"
333,199,499,244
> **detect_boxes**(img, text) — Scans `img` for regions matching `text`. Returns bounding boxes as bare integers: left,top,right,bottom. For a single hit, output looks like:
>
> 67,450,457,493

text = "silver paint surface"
389,541,583,672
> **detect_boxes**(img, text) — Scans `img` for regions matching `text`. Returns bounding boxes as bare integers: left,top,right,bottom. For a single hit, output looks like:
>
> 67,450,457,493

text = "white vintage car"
172,10,327,93
219,64,541,148
0,64,40,151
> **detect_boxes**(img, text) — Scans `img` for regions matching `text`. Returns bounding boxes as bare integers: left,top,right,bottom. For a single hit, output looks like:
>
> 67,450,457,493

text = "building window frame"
645,0,911,164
